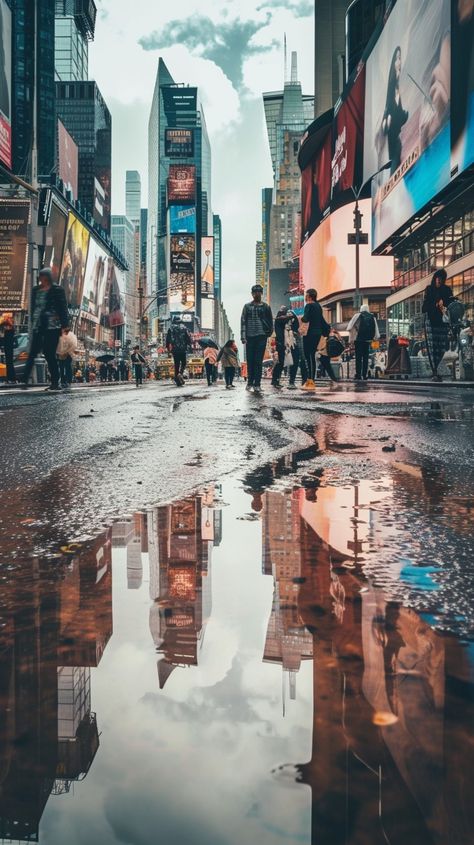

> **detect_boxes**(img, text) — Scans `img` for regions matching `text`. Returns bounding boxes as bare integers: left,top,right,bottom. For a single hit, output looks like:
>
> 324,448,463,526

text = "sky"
89,0,314,337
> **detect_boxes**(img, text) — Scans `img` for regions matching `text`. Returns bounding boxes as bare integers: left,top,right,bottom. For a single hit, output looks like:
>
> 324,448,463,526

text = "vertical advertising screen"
82,237,108,323
59,212,90,308
58,119,79,201
165,129,194,158
331,64,365,210
169,205,196,234
43,201,68,284
169,234,195,314
200,236,214,296
451,0,474,176
0,0,11,169
301,129,332,244
364,0,451,249
106,260,125,328
168,166,196,204
0,200,30,310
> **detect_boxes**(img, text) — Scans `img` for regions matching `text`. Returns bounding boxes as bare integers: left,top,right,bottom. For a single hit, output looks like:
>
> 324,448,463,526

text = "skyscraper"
314,0,348,117
125,170,141,225
111,214,137,343
213,213,222,301
56,80,112,231
54,0,96,82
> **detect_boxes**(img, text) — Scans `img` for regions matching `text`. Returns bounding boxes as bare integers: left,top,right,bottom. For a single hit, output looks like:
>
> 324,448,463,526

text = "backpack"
327,336,345,358
171,324,188,352
357,311,376,341
447,299,465,325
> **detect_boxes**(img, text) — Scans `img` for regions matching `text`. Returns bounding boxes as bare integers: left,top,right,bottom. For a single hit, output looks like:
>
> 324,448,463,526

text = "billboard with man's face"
364,0,451,250
59,212,90,309
0,0,12,169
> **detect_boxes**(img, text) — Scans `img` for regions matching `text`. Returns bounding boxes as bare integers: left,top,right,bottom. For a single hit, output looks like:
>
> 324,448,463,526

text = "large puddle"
0,458,473,844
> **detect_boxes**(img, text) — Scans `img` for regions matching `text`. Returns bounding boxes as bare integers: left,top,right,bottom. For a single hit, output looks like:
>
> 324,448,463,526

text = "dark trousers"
59,355,73,386
303,333,321,381
204,360,214,386
173,351,186,381
319,355,338,381
271,343,285,385
24,329,60,387
246,335,267,387
2,330,16,381
355,340,370,379
224,366,235,386
134,364,143,386
289,344,308,385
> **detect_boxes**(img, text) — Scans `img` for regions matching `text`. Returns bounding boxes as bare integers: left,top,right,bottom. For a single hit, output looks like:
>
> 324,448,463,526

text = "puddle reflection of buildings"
0,530,113,841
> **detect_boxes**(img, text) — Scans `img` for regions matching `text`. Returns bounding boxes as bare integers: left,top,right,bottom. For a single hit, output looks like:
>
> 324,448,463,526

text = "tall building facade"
212,213,222,302
125,170,141,224
111,214,137,344
54,0,96,82
314,0,348,117
56,80,112,231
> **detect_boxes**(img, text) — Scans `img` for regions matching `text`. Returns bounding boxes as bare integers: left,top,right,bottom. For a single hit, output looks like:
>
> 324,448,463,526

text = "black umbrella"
95,353,115,363
198,337,219,350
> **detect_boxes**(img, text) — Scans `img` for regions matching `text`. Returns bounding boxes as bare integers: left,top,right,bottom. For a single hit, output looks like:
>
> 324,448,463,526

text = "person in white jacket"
347,304,380,380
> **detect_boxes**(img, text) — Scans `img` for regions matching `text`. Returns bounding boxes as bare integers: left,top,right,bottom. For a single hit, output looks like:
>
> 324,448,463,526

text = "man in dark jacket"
241,284,273,394
166,316,192,385
300,288,330,389
22,268,70,391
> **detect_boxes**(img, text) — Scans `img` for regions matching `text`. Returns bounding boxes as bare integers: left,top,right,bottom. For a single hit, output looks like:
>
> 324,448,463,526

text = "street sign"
347,232,369,245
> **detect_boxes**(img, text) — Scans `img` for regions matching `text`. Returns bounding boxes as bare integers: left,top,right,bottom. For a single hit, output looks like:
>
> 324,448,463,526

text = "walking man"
166,316,192,386
22,267,70,392
131,345,146,387
300,288,330,391
348,304,380,380
241,284,273,395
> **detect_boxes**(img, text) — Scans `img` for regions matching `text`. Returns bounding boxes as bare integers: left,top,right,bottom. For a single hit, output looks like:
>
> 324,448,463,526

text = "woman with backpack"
347,304,380,380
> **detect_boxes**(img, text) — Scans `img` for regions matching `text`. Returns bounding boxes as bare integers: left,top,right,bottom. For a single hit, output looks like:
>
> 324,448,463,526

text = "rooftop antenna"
291,51,298,84
284,33,288,83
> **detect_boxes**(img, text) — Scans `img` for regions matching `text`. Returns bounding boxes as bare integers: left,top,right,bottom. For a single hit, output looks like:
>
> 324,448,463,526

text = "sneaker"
301,379,316,391
287,383,297,390
272,382,282,389
246,384,253,391
432,374,442,382
45,385,61,392
253,386,262,395
229,384,235,389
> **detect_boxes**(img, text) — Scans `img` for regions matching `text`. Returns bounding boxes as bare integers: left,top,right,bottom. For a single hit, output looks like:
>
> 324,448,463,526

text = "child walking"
217,340,239,389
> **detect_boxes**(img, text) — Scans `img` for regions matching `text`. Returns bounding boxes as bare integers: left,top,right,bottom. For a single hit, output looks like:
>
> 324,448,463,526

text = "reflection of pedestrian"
382,47,408,174
301,288,330,390
241,284,273,395
0,313,16,382
22,268,70,392
166,316,192,386
422,268,453,381
130,345,145,387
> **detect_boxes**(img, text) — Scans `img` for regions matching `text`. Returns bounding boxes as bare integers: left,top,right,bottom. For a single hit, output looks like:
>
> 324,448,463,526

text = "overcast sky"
90,0,314,336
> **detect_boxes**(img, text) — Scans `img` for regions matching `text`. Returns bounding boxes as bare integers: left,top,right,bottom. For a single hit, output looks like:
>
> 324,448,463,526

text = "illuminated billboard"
200,236,214,296
169,205,196,234
82,236,108,323
364,0,451,249
0,0,12,169
43,201,67,284
299,199,393,302
301,129,332,244
0,200,30,310
59,212,90,309
169,234,195,313
165,128,194,158
451,0,474,176
58,119,79,200
106,260,125,328
168,165,196,204
331,64,365,210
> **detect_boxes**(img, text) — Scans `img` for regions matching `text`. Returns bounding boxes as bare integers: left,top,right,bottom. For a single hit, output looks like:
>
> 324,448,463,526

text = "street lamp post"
349,161,392,312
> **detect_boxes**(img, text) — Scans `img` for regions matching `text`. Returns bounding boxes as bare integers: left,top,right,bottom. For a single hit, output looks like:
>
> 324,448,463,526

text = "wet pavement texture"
0,381,473,844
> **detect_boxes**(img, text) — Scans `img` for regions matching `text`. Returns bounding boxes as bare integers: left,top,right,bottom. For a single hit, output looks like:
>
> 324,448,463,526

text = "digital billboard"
299,199,394,302
331,64,365,209
168,165,196,204
165,128,194,158
82,236,108,323
169,205,196,234
0,0,12,169
451,0,474,176
106,260,125,328
170,234,195,313
200,236,214,296
169,273,195,313
364,0,451,249
0,200,30,310
200,298,214,332
170,234,195,274
43,201,67,283
58,119,79,201
59,212,90,309
301,129,332,244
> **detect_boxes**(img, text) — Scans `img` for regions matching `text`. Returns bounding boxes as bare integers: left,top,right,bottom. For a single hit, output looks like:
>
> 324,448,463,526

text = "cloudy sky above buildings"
90,0,314,333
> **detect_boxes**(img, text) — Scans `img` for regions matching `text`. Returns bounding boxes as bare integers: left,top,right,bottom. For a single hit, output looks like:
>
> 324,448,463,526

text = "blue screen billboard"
169,205,196,234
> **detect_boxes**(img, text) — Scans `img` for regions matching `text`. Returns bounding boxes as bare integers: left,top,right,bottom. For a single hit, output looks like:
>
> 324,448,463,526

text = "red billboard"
58,119,79,200
0,0,12,169
168,165,196,204
331,64,365,208
301,128,332,244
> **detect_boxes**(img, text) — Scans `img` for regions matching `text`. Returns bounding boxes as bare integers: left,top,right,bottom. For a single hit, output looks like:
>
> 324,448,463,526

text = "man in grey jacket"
241,285,273,394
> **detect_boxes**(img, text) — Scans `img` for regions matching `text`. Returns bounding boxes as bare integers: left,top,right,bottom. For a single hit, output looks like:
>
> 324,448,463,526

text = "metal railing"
393,230,474,290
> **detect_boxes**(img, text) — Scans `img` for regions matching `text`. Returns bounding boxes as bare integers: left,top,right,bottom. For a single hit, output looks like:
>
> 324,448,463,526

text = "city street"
0,380,473,843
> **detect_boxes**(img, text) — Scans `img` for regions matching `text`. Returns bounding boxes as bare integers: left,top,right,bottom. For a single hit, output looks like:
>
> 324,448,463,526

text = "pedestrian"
203,345,218,386
272,307,299,389
347,304,380,380
0,312,16,383
58,354,73,389
240,284,273,395
217,339,239,389
422,268,454,381
300,288,330,391
166,316,192,386
22,267,70,392
130,345,146,387
99,362,107,383
318,329,344,382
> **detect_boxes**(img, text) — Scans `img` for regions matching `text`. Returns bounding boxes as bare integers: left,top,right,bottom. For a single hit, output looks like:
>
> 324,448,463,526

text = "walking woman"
203,345,218,386
217,340,239,389
300,288,330,391
422,268,453,381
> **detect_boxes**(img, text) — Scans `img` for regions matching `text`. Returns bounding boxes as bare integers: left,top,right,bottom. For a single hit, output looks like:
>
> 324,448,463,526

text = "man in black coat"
22,267,70,391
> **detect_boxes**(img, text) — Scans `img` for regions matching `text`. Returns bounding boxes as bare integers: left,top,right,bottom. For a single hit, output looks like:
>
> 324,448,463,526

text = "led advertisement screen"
106,260,125,328
59,212,90,309
200,236,214,296
0,0,11,169
165,128,194,158
82,237,108,323
170,234,195,274
0,200,30,310
58,119,79,201
169,205,196,234
451,0,474,176
364,0,451,250
301,129,332,244
168,165,196,204
331,64,365,210
299,199,393,302
200,298,214,331
170,234,195,313
43,201,67,284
